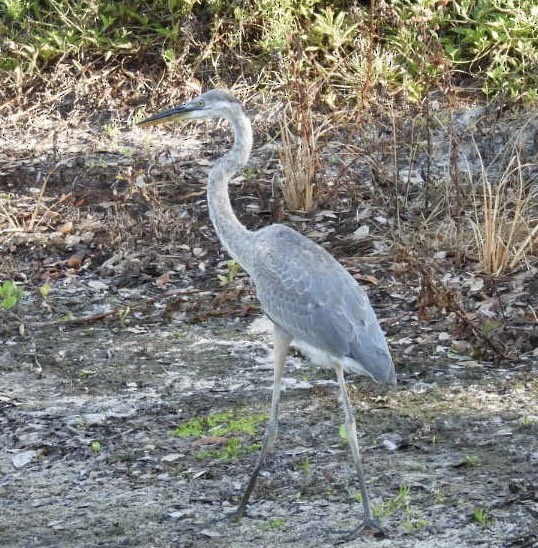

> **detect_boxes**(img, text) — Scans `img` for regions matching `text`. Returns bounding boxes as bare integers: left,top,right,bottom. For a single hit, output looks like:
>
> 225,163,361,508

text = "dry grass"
275,59,332,213
471,151,537,277
278,110,319,212
0,174,60,235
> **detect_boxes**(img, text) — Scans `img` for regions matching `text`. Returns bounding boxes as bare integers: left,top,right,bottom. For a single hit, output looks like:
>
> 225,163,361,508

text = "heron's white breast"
291,338,374,380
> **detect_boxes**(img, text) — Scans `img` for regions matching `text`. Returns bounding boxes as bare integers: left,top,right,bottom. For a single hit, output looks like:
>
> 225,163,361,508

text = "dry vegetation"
0,0,536,365
471,146,537,277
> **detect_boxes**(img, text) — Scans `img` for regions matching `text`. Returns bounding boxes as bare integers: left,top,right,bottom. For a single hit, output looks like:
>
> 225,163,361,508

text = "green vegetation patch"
260,517,286,531
473,507,493,527
172,410,267,461
1,0,537,105
373,485,411,519
372,484,428,529
0,280,24,310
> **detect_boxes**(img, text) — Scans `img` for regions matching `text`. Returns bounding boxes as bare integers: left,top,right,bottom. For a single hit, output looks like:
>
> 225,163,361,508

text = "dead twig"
25,285,260,329
27,288,203,328
190,304,259,323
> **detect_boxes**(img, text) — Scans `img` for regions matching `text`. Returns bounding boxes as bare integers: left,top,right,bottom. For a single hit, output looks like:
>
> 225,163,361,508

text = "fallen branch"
26,288,203,328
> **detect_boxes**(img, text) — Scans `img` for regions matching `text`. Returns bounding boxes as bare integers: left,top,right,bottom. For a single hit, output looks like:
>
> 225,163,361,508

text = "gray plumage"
139,89,396,534
253,223,394,383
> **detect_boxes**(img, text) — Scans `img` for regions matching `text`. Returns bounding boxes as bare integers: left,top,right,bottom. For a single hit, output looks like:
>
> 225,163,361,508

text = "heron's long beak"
137,103,195,127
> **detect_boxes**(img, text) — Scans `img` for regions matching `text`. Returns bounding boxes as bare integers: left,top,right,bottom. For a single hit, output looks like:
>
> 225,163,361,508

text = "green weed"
217,260,241,286
172,411,267,461
402,518,429,531
0,280,24,310
482,321,501,334
172,417,205,438
38,283,52,299
473,507,492,527
373,485,428,528
198,437,242,460
461,455,481,467
351,490,362,504
117,307,131,324
518,415,536,428
260,517,286,531
102,121,120,141
373,485,411,518
299,457,311,474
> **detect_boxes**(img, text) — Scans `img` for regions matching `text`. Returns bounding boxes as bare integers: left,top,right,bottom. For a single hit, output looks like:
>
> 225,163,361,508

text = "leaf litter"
0,98,536,548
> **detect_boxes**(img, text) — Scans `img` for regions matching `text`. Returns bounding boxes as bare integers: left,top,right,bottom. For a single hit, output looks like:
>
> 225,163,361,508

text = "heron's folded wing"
251,224,380,360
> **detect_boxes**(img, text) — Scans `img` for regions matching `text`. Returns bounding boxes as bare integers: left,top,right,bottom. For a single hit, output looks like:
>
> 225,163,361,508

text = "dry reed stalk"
471,152,537,276
278,111,317,211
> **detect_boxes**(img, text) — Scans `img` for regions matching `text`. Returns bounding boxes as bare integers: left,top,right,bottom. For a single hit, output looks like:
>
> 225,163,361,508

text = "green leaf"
39,283,52,298
2,295,17,310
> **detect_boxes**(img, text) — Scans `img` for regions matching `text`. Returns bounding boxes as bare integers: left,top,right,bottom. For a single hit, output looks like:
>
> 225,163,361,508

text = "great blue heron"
139,89,396,533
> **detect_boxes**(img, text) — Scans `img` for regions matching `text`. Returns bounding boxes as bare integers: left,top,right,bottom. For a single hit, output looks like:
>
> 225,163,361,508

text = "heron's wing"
251,224,389,371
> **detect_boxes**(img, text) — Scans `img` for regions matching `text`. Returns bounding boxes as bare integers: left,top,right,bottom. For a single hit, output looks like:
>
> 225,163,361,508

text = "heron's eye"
197,100,205,108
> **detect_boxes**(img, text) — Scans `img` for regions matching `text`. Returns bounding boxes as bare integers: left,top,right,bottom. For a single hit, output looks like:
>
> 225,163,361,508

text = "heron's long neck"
207,112,255,271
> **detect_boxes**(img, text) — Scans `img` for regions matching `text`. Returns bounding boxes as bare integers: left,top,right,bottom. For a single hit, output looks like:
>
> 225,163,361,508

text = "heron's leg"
234,323,291,518
334,363,382,531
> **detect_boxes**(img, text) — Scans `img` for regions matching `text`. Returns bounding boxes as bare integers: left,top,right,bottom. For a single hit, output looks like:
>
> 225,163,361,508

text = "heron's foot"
363,516,386,535
331,518,387,544
210,504,250,525
228,506,247,522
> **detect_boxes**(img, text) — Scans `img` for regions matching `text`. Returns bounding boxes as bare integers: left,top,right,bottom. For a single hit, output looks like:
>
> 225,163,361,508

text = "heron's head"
138,89,244,127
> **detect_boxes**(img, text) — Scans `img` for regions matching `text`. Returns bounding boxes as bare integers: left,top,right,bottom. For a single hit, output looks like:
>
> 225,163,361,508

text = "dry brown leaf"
65,253,83,269
191,436,228,447
155,271,172,288
59,221,73,235
355,274,379,286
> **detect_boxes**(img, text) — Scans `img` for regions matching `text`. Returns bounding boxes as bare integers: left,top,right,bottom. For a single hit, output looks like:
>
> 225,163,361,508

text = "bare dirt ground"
0,99,537,547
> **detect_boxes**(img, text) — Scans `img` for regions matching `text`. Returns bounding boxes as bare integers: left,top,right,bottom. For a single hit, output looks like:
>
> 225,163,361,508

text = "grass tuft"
471,150,537,277
278,111,318,212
